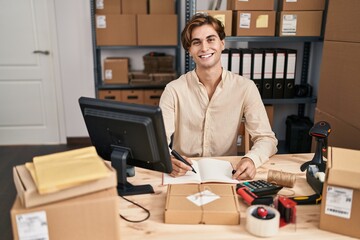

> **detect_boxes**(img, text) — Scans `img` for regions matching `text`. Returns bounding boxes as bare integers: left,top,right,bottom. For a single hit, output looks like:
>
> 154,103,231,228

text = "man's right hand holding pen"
169,150,196,177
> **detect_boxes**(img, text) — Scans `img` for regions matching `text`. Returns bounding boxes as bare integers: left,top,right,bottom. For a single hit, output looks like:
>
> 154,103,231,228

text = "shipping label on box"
165,184,240,225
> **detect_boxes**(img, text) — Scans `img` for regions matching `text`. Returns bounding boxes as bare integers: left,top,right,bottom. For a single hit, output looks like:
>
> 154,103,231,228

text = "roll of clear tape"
246,205,280,238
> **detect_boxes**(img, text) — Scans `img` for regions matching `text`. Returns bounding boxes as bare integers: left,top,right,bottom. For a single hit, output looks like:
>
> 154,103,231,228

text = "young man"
159,13,277,180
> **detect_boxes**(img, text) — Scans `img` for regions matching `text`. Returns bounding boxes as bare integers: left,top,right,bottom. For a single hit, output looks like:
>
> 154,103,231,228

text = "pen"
171,150,197,174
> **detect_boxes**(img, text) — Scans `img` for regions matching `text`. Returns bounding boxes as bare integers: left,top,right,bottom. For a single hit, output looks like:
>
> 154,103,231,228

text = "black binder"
273,49,286,99
251,48,263,94
229,48,241,74
262,49,275,99
284,49,297,98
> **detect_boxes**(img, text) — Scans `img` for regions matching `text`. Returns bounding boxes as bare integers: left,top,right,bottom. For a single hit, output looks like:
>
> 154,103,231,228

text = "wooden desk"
118,154,354,239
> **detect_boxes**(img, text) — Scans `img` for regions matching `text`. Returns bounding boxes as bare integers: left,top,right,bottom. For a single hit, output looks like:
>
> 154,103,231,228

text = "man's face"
188,24,225,70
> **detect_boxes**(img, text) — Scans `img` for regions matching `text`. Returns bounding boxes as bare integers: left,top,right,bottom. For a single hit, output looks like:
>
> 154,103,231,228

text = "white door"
0,0,64,145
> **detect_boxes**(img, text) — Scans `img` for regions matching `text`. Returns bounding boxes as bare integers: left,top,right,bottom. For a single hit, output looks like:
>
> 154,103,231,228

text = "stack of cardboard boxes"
95,0,177,106
315,0,360,151
10,155,121,240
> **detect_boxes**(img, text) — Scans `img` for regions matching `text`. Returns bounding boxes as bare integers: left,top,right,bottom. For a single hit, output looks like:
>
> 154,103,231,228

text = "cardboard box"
11,188,121,240
199,10,233,36
317,41,360,130
278,11,323,36
98,90,122,101
137,15,178,46
319,147,360,239
120,89,145,104
149,0,175,14
325,0,360,43
144,89,163,106
227,0,274,10
104,58,129,84
280,0,325,11
233,11,276,36
13,161,117,208
164,184,240,225
95,0,121,14
95,14,136,46
314,108,360,151
122,0,147,14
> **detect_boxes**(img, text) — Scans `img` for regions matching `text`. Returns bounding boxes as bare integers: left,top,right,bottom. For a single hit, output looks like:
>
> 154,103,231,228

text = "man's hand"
169,155,193,177
232,157,256,180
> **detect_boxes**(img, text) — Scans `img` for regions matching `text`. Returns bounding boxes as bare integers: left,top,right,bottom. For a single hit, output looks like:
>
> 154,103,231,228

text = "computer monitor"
79,96,172,196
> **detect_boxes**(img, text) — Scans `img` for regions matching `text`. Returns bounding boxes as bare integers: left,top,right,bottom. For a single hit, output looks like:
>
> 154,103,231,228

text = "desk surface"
119,154,354,239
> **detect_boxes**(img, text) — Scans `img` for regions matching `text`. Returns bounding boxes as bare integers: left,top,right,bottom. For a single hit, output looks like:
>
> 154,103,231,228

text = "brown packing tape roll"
267,169,296,188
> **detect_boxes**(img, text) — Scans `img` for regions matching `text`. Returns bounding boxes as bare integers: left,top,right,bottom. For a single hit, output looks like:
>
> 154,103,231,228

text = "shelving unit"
184,0,328,116
90,0,182,94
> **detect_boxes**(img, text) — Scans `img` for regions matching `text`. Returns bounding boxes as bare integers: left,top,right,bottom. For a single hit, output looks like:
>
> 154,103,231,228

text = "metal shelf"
97,84,167,90
225,36,324,42
263,97,317,105
97,45,179,50
90,0,182,95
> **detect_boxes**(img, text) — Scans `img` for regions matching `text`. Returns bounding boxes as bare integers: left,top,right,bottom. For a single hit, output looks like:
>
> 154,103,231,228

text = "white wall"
54,0,95,138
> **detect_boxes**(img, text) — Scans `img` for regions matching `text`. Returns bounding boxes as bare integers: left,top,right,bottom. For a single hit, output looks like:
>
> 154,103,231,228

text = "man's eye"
208,38,215,42
192,41,200,46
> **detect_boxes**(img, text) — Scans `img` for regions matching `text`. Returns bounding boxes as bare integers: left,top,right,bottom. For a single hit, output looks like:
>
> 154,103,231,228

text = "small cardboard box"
233,11,276,37
144,89,163,106
122,0,147,14
149,0,175,14
11,188,121,240
280,0,325,11
278,11,323,36
227,0,274,10
165,184,240,225
95,0,121,14
95,14,136,46
104,58,129,84
325,0,360,43
98,90,122,101
319,147,360,239
120,89,145,104
199,10,233,36
13,161,117,208
137,15,178,46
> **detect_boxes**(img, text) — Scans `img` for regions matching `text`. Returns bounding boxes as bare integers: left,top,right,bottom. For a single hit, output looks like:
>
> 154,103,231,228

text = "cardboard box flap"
326,147,360,189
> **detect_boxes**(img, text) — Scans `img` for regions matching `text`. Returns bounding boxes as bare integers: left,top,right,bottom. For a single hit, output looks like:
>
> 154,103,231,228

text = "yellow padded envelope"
26,146,111,194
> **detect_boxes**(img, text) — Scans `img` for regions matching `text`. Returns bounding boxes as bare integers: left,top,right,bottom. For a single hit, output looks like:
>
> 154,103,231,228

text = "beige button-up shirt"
159,69,278,168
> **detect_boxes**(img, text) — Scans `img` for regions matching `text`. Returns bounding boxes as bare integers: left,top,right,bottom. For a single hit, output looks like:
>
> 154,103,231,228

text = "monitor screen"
79,96,172,196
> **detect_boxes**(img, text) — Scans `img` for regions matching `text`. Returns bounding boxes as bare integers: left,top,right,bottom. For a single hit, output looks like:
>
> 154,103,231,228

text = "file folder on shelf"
240,48,252,80
221,49,230,70
284,49,297,98
251,48,263,94
273,49,286,99
262,49,275,99
229,48,241,74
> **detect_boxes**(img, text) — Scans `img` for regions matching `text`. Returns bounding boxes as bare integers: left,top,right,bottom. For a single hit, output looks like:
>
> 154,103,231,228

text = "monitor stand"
110,146,154,196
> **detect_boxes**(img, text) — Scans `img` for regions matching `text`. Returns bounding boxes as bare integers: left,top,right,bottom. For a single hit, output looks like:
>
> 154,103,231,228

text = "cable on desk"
119,195,150,223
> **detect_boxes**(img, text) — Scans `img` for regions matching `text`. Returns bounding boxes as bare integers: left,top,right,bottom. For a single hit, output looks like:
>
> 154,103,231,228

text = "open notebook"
162,158,239,185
